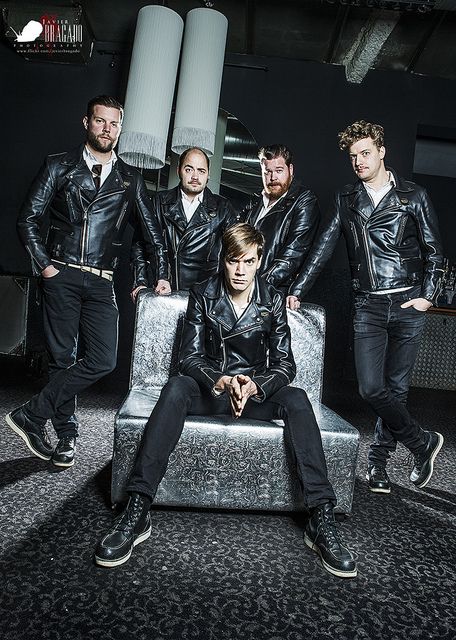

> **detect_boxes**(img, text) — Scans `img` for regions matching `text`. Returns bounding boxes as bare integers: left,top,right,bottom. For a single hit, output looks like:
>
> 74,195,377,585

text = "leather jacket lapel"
97,165,127,197
66,162,96,196
349,186,374,220
163,199,187,233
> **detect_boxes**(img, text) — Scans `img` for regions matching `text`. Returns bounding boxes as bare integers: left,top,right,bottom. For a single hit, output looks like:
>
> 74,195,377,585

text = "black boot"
366,466,391,493
95,493,152,568
410,431,444,488
52,436,76,467
6,406,53,460
304,502,357,578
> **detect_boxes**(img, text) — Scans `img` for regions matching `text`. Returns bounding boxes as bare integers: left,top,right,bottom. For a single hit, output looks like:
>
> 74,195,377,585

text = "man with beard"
6,95,171,468
242,144,320,300
131,146,237,296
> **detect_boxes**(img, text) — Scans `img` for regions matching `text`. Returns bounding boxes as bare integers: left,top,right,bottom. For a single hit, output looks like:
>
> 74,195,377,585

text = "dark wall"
1,42,455,391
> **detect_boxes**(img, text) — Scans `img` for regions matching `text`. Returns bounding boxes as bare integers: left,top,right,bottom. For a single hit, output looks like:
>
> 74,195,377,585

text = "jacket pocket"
65,192,81,223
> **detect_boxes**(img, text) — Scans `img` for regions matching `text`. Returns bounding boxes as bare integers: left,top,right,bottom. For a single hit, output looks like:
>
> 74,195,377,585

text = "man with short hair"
242,144,320,298
289,120,444,494
132,146,237,295
6,95,171,467
94,222,357,579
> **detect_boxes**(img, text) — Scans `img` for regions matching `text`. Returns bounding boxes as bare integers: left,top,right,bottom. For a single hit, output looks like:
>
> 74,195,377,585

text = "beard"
86,129,116,154
265,180,289,201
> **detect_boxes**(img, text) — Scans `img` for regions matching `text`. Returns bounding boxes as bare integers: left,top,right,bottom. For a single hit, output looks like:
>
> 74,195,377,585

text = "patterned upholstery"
111,291,359,513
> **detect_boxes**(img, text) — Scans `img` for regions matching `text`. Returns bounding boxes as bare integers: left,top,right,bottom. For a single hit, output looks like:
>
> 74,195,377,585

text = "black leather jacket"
17,145,168,279
290,170,444,303
242,179,320,291
179,275,296,401
133,186,238,291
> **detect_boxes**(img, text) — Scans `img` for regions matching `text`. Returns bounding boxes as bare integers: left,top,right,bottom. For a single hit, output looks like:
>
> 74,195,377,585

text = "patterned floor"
0,369,454,640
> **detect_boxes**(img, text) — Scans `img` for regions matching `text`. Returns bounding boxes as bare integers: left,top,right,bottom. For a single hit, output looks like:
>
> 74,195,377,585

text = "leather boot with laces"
95,493,152,568
304,502,357,578
6,406,53,460
410,430,444,488
366,466,391,493
52,436,76,467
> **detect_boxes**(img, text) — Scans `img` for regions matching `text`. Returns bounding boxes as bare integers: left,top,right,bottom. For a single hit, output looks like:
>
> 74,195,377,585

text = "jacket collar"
202,275,274,332
341,167,414,197
161,185,220,230
342,167,414,220
250,178,303,220
59,144,131,196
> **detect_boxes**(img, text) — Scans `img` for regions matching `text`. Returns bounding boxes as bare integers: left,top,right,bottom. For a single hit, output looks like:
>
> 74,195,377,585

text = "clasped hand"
217,374,258,418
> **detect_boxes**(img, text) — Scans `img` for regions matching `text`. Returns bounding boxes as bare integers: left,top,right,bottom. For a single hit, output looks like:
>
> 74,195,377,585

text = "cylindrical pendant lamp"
171,8,228,157
207,111,227,195
119,6,184,169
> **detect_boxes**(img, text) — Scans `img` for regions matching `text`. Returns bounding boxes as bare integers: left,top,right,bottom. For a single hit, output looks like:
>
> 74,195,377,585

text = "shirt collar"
363,171,395,194
181,189,204,204
83,145,117,167
261,189,288,210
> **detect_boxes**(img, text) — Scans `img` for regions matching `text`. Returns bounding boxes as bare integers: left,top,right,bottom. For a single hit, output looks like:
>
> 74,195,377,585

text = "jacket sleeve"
129,232,149,288
416,189,445,303
133,176,170,284
289,194,343,298
17,158,57,275
251,292,296,401
178,288,225,392
264,191,320,288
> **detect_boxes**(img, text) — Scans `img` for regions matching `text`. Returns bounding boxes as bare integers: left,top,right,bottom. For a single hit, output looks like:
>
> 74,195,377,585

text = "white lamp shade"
119,6,184,169
171,8,228,157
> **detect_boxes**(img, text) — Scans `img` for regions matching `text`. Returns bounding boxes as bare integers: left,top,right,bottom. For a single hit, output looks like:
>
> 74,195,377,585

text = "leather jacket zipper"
80,209,88,265
397,215,407,245
221,336,227,371
66,192,77,222
115,201,128,230
349,221,360,250
361,225,377,288
174,252,180,290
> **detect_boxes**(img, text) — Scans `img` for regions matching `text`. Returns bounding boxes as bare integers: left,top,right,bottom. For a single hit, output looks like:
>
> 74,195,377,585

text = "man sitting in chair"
94,223,357,578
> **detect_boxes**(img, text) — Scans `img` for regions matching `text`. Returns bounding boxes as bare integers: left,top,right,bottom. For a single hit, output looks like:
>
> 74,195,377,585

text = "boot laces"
317,510,343,548
114,497,143,533
39,425,51,444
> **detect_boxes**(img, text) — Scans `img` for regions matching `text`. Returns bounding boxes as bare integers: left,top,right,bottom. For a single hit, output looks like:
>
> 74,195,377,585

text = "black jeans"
26,266,118,438
353,285,428,467
127,375,337,509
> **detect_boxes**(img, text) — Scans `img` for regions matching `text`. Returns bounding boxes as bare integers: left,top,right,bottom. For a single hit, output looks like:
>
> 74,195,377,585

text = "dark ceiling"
3,0,456,82
3,0,455,194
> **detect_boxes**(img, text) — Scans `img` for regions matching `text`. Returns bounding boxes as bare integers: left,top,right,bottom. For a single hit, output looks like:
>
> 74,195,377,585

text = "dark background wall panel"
0,41,455,390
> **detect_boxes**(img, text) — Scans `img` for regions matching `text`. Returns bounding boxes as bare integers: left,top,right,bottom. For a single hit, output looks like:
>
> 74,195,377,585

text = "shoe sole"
94,524,152,568
304,533,358,579
52,458,75,468
365,473,391,494
368,486,391,494
414,432,444,489
6,413,52,461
